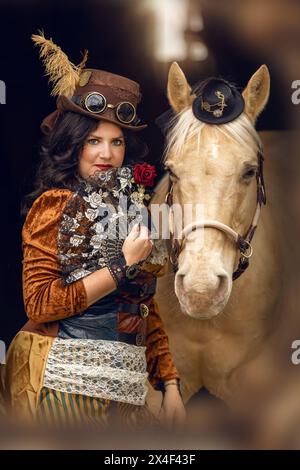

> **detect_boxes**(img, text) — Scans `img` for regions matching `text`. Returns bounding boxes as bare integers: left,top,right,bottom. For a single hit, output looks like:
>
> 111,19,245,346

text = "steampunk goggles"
76,92,137,124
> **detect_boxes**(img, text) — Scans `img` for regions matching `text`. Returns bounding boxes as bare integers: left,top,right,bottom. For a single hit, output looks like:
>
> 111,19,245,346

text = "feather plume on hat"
31,30,88,97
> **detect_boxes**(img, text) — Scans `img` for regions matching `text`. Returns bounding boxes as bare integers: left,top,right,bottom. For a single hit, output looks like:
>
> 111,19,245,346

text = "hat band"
72,92,140,125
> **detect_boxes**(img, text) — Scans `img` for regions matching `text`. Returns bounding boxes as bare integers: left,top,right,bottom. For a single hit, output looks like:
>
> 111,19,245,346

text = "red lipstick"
94,164,113,170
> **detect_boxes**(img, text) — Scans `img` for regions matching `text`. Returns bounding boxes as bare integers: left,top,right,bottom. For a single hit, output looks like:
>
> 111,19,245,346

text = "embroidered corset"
56,165,164,345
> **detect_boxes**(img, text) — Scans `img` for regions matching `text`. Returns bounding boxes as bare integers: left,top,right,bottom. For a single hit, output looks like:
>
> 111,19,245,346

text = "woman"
0,33,185,429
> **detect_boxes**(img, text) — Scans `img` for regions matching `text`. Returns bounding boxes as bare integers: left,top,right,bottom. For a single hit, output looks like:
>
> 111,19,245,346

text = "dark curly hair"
21,111,149,218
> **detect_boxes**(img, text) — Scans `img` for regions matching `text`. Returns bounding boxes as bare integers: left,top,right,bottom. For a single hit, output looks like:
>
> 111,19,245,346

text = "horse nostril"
176,273,185,293
216,274,229,299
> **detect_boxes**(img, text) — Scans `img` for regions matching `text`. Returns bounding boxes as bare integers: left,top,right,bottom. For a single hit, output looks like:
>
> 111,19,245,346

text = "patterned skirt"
37,386,157,430
1,331,159,430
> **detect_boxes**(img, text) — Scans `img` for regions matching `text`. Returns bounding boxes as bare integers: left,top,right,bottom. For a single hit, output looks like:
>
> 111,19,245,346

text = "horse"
149,63,300,440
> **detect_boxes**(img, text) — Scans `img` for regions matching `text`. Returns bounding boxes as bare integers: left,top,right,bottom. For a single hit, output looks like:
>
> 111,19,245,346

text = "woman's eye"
87,138,99,145
112,139,124,146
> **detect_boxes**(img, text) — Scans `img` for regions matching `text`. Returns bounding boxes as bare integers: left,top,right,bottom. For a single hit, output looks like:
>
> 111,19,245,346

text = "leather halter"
164,147,266,280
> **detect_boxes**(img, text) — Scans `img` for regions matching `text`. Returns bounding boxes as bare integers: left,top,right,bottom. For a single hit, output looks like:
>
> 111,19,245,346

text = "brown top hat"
31,32,147,134
42,69,147,134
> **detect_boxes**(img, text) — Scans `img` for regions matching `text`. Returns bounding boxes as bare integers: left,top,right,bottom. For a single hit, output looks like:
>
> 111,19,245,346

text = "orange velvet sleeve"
22,189,88,323
145,297,180,390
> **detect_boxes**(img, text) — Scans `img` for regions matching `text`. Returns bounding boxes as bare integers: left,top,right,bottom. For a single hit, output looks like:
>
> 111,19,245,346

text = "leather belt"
125,278,157,298
117,302,150,318
119,331,146,346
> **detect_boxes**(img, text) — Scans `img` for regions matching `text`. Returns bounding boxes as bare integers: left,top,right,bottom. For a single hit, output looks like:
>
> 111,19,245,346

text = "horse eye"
169,172,179,182
164,166,178,180
242,167,257,180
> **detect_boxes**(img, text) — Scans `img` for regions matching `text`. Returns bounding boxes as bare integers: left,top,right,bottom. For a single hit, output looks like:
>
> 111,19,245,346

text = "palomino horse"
149,64,299,437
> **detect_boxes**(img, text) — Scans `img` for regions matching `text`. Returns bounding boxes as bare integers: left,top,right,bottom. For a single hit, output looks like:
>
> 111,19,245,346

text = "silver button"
136,333,145,346
140,303,149,318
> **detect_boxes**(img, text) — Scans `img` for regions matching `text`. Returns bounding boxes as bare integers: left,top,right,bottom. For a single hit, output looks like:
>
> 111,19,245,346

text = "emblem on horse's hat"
192,78,245,124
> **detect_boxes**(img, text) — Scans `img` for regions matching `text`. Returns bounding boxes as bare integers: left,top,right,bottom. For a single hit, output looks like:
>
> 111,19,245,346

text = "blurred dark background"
0,0,300,346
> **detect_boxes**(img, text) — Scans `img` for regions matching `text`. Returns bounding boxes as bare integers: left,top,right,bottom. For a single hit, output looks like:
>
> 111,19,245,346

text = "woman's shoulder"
33,188,74,207
23,188,74,234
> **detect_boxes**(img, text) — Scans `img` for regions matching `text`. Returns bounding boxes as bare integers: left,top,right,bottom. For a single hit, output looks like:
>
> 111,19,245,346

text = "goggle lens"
84,93,106,113
116,102,136,123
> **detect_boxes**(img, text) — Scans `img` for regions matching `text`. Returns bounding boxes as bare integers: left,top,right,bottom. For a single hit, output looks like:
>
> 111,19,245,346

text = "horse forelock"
163,108,262,163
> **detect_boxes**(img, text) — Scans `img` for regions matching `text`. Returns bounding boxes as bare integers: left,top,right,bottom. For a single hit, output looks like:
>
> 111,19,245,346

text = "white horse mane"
164,108,262,161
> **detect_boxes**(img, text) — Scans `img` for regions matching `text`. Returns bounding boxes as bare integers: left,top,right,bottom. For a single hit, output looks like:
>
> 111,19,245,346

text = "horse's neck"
225,207,282,332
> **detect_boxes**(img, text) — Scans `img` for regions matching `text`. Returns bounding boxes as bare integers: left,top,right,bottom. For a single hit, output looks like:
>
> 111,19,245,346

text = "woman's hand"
158,383,186,430
122,224,153,265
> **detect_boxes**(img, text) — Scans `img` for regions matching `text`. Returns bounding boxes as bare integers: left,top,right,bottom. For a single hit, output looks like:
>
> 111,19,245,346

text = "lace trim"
43,338,148,406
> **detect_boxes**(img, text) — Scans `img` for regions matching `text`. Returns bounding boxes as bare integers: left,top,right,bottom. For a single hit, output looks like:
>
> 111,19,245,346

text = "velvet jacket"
20,188,179,391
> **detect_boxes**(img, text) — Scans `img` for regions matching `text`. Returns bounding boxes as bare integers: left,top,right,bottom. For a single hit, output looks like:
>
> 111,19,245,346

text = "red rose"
133,163,157,187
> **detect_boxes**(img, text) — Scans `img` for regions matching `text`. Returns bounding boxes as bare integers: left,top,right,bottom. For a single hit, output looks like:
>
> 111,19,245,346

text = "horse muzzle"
175,265,232,319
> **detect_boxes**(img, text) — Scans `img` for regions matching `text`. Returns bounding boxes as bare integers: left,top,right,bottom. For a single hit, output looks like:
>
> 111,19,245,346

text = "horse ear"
242,65,270,123
167,62,194,113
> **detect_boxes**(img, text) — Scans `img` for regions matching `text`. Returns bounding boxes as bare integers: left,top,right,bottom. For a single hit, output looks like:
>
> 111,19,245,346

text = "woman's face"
78,121,125,179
